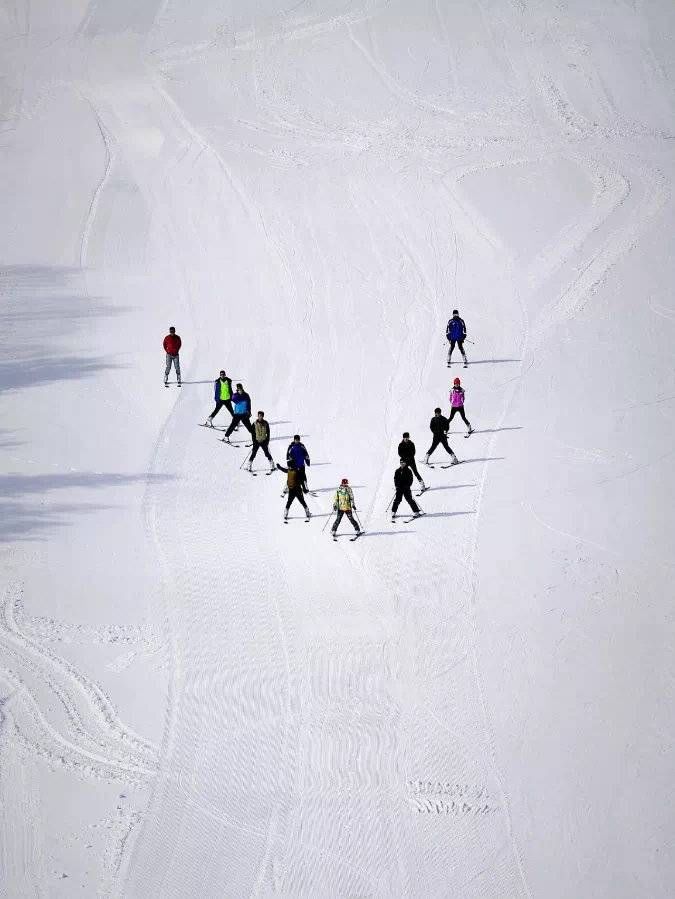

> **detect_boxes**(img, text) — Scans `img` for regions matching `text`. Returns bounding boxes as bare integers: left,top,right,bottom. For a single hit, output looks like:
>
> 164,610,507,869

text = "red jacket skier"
163,326,182,386
163,328,182,355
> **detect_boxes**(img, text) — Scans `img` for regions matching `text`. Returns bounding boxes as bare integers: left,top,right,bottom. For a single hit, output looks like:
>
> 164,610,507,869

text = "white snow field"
1,1,674,896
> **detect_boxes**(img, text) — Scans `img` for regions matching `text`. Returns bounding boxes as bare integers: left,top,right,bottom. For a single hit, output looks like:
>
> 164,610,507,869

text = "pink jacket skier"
449,378,473,435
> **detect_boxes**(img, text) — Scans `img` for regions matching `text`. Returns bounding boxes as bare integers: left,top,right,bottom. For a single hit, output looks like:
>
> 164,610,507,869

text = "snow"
1,1,674,896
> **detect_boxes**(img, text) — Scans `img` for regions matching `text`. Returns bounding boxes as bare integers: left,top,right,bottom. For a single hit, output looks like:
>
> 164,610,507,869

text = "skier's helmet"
453,377,461,385
452,309,459,315
341,478,348,485
402,432,410,438
434,407,442,414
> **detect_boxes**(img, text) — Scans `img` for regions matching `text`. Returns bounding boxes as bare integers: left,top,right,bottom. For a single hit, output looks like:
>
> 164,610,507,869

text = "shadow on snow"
0,265,128,394
0,471,174,542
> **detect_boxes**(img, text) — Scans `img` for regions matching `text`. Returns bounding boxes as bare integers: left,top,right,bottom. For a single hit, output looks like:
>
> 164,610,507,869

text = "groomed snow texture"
1,1,674,896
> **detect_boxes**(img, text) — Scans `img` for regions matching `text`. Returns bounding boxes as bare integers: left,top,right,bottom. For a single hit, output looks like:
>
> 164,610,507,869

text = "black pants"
427,434,454,458
392,488,420,514
402,456,423,482
332,510,360,533
448,339,466,359
449,406,471,427
209,398,233,421
285,487,308,511
225,414,253,438
250,439,272,462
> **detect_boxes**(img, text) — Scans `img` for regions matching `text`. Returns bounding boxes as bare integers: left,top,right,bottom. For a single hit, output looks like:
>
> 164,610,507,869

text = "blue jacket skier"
446,310,468,367
286,435,310,493
223,383,253,440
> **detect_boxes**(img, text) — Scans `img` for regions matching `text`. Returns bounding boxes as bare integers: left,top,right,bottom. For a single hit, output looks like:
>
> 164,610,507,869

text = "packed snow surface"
1,1,674,896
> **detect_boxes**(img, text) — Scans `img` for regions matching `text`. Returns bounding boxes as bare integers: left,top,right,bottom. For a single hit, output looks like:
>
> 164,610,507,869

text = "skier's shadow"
269,433,309,442
461,359,521,364
178,380,213,384
462,457,505,464
423,484,475,492
360,530,414,537
468,426,523,435
416,510,476,519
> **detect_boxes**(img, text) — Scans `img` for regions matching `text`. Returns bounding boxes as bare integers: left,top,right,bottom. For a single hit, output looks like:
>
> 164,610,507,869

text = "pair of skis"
279,490,317,498
392,512,425,525
332,531,362,542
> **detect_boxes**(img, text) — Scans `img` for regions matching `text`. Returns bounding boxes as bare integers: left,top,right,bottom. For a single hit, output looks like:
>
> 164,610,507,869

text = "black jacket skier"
426,408,459,463
429,412,450,436
392,461,421,518
397,432,425,486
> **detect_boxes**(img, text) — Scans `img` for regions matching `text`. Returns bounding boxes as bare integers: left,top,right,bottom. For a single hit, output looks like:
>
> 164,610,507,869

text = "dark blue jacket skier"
287,437,310,469
446,310,468,366
446,312,466,341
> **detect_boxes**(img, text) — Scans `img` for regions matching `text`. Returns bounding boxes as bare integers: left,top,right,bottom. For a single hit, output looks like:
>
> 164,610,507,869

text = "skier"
425,408,460,465
276,460,311,521
286,435,310,493
449,377,473,435
247,411,275,471
397,432,425,490
391,460,422,521
163,326,182,385
446,309,468,367
331,479,361,537
204,370,233,426
223,383,253,441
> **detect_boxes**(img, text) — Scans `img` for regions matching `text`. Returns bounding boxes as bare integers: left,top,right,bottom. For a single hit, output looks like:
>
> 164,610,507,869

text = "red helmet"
341,478,348,485
453,377,461,385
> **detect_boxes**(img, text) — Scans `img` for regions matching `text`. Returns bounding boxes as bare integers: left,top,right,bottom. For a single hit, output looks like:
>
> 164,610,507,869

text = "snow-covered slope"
1,1,674,896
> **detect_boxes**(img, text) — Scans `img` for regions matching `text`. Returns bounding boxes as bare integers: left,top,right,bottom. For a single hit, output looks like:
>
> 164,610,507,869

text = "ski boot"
204,418,214,427
451,453,460,465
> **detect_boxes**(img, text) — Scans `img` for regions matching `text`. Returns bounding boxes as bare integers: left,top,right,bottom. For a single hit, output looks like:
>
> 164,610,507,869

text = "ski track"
0,586,158,783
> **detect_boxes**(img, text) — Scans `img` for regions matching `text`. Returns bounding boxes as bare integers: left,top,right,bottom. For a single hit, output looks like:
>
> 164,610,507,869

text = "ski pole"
322,510,336,533
353,511,364,531
385,493,396,512
239,450,251,470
